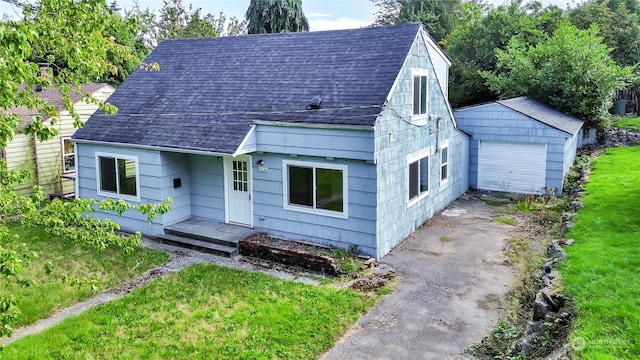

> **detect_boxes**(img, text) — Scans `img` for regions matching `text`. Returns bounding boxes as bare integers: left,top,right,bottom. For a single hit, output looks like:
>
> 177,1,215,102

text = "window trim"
439,141,450,185
411,70,429,120
95,152,140,202
282,159,348,219
407,150,431,208
61,137,75,174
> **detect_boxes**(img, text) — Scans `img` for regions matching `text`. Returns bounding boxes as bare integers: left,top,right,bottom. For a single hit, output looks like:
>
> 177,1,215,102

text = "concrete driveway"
322,193,516,359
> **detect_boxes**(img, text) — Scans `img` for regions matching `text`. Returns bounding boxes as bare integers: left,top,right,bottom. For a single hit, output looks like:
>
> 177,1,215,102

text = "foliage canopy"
483,20,632,129
246,0,309,34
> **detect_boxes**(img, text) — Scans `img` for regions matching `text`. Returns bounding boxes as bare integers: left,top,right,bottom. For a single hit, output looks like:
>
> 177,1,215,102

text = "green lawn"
0,224,169,327
613,116,640,130
4,264,374,359
561,146,640,358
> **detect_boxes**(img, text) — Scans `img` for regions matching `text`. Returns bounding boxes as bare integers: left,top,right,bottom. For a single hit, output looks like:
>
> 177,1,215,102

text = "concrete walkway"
321,194,516,359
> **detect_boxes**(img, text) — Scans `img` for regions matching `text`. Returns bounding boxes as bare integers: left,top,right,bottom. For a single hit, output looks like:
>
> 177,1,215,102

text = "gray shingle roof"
74,23,422,154
497,97,583,135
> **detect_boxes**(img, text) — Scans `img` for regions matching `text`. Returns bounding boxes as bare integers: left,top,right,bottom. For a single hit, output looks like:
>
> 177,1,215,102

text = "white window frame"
411,70,429,120
439,141,450,185
61,137,75,174
407,150,430,208
95,152,140,202
282,159,348,219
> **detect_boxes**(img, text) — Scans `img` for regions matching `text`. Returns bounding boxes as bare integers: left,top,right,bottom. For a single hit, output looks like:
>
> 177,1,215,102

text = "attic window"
413,74,428,116
308,96,322,109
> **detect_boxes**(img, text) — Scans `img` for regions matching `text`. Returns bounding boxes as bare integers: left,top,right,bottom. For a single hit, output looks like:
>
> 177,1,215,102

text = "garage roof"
497,96,583,135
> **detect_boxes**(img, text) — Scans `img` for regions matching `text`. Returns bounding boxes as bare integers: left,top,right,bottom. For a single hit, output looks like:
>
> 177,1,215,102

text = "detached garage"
454,96,583,196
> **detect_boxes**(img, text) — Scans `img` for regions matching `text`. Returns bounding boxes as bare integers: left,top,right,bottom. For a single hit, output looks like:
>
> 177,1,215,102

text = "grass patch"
484,199,510,206
560,146,640,358
494,216,517,226
613,116,640,130
496,207,517,215
4,264,375,359
439,235,453,243
0,224,169,327
503,235,533,265
331,246,361,276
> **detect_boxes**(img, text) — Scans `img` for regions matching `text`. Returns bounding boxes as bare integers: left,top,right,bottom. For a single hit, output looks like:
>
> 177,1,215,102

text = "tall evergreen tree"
246,0,309,34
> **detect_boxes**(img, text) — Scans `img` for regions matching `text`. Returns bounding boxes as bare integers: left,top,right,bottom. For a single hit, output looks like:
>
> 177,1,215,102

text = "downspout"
32,132,40,186
74,141,79,199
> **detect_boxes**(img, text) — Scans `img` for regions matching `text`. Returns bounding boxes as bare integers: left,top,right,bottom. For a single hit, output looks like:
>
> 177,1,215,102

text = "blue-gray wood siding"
454,103,578,196
189,154,225,221
251,153,378,257
373,32,469,259
255,125,374,161
76,143,192,234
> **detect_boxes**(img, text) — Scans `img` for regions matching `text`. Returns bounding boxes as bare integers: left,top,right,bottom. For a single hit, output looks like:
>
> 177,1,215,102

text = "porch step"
156,233,239,258
164,226,240,248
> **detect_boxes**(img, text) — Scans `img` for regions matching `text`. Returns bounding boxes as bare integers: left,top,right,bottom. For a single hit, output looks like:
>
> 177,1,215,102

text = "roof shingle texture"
74,23,421,154
497,96,583,135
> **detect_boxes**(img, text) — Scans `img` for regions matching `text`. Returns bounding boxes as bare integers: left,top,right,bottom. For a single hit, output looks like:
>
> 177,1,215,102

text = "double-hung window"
62,138,75,173
408,153,429,206
96,153,139,200
440,145,449,184
412,72,428,117
283,160,348,218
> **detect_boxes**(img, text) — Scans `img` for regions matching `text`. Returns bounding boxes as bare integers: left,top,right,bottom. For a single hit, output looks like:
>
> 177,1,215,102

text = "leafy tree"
444,0,562,107
570,0,640,67
99,10,151,85
131,0,246,48
0,0,170,336
372,0,461,42
246,0,309,34
483,20,632,129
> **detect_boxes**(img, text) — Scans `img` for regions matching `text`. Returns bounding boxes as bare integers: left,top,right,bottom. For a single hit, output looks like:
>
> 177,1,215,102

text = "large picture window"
62,138,75,173
408,153,429,206
412,73,428,116
96,153,139,200
283,160,348,218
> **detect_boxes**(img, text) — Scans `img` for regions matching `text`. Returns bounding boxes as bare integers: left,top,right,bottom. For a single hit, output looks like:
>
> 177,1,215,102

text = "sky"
1,0,585,31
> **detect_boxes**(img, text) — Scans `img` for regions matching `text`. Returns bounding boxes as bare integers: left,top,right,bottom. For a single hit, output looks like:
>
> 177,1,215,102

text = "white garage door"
478,141,547,194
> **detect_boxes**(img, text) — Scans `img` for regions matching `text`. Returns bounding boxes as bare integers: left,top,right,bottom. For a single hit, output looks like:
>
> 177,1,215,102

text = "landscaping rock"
601,128,640,148
507,239,574,358
533,293,549,321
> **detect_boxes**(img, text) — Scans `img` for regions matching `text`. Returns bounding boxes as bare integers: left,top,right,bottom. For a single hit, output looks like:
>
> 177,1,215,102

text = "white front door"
226,156,253,226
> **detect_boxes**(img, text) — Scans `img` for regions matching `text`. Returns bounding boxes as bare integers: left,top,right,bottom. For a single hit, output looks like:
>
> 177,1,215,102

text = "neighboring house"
454,97,583,196
73,23,469,259
2,84,115,197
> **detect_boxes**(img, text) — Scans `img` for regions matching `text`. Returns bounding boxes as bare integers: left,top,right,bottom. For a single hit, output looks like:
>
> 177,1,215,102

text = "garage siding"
478,142,546,194
454,103,575,195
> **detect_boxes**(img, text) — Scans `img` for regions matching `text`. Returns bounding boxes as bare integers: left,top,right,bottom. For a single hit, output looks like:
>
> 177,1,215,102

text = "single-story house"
454,97,584,196
73,23,469,259
1,84,115,197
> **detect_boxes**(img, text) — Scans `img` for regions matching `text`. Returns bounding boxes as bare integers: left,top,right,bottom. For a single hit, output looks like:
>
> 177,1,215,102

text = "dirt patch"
478,293,505,311
341,263,396,294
